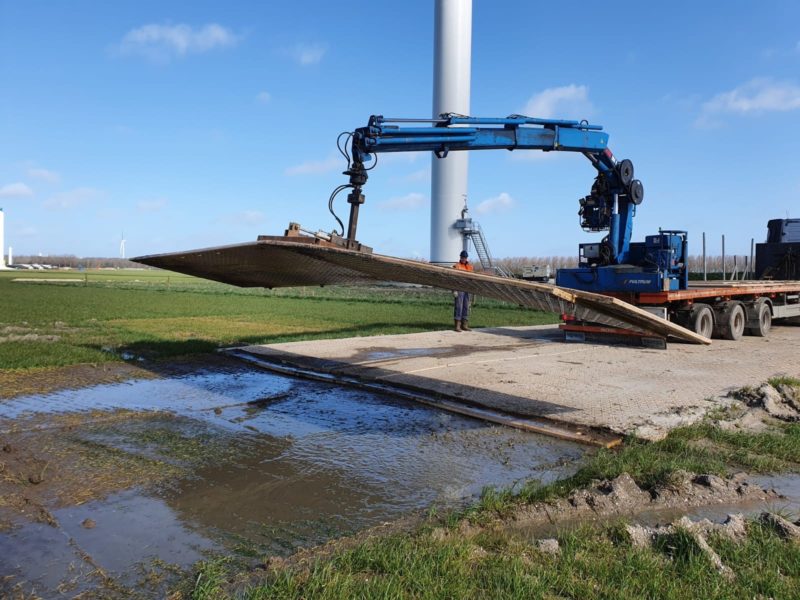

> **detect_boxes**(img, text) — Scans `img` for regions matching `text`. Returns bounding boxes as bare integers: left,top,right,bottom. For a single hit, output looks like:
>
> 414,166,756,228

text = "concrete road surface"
238,324,800,440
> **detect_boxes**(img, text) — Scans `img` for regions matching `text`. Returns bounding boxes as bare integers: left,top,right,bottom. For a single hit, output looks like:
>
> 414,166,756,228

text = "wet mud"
0,357,584,597
503,471,786,541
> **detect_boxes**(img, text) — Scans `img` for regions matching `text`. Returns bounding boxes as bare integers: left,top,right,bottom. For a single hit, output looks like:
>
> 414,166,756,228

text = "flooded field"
0,358,584,597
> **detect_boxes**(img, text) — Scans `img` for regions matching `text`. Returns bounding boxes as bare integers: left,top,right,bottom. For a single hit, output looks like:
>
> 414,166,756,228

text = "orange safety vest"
453,260,474,272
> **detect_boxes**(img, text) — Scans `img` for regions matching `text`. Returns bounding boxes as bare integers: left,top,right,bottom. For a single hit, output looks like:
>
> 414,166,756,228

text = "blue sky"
1,0,799,261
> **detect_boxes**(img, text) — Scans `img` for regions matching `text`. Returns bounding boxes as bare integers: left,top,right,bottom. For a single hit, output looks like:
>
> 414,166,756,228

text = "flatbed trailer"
601,280,800,340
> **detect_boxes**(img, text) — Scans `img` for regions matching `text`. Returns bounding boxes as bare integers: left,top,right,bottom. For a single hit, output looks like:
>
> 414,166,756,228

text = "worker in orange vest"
452,250,474,331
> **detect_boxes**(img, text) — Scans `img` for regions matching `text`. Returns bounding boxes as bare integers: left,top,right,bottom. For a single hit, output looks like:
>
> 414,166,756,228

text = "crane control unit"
330,114,686,295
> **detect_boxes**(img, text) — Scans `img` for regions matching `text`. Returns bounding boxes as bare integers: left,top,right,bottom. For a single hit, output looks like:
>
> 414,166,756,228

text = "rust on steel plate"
134,238,709,345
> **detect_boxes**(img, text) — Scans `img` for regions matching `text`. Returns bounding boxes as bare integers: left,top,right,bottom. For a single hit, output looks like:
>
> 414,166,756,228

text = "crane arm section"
353,115,611,164
338,115,644,265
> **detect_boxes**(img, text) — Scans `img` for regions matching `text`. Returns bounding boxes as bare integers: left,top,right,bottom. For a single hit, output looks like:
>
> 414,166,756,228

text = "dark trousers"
454,292,470,321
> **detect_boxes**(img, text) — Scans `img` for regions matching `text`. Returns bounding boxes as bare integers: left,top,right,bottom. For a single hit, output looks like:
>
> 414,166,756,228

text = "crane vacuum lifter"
331,114,687,295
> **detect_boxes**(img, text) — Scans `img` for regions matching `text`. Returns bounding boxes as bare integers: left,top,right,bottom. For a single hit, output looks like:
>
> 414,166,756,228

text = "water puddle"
507,473,800,542
353,346,452,363
630,474,800,530
0,359,584,597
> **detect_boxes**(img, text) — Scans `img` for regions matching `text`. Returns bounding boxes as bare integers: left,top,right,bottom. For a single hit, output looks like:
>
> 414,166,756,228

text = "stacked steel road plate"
134,238,710,345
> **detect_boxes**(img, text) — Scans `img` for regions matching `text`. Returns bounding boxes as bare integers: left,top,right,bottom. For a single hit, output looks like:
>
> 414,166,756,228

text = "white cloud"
379,192,426,212
0,182,34,198
44,187,103,210
404,167,431,183
240,210,265,224
703,78,800,114
697,78,800,127
285,155,342,176
522,84,594,119
287,42,327,66
136,198,167,213
256,91,271,104
475,192,514,215
223,210,265,225
119,23,239,61
26,167,60,183
389,165,430,184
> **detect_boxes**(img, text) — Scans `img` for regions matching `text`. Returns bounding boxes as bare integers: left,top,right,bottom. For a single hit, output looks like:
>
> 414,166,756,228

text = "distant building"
0,208,9,270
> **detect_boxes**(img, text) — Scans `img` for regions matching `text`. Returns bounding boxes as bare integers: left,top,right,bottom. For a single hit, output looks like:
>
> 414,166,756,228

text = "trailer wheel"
688,304,714,338
745,299,771,337
713,302,746,341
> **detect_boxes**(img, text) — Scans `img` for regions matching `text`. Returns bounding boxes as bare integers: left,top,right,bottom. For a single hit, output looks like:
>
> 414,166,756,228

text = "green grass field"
222,520,800,600
0,269,558,370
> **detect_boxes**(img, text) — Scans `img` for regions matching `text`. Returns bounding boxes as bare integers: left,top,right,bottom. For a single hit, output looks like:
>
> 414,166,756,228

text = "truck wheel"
713,302,746,341
688,304,714,338
745,299,771,337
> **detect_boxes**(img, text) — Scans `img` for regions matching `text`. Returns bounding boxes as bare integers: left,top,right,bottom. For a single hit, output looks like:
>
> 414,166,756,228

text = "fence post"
702,232,707,281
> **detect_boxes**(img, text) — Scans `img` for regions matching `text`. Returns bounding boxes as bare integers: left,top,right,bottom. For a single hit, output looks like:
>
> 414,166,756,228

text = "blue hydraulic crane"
330,114,686,294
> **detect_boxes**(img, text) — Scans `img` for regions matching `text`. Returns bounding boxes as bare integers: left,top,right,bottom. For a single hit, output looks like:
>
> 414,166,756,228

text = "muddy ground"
0,356,587,598
1,357,799,598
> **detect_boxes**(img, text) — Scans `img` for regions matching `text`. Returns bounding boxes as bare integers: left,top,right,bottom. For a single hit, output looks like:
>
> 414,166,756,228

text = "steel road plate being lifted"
134,237,710,345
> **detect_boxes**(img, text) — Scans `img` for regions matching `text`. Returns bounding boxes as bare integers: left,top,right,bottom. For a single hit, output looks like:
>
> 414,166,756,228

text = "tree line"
9,255,151,269
10,253,755,276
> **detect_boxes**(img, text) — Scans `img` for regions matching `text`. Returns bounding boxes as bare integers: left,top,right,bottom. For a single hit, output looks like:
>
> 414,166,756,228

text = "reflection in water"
0,360,583,597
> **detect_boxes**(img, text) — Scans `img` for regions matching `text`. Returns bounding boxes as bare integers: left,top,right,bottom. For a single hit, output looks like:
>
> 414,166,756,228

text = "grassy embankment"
0,269,557,371
190,390,800,600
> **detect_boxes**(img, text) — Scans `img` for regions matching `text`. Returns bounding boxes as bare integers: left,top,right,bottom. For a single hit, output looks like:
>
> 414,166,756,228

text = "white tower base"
430,0,472,265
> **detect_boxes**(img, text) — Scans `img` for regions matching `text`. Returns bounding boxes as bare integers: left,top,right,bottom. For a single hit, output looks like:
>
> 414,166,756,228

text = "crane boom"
339,114,643,267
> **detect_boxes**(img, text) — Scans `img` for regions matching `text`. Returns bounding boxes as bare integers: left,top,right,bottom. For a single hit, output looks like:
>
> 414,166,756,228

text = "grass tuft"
768,376,800,389
191,557,232,600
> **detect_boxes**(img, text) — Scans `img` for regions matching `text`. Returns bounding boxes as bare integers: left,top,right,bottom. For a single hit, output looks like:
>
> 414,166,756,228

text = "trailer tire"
745,299,771,337
687,304,714,338
713,302,746,341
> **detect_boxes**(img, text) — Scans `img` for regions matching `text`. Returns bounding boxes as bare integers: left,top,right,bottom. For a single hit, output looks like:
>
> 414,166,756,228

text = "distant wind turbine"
120,232,126,259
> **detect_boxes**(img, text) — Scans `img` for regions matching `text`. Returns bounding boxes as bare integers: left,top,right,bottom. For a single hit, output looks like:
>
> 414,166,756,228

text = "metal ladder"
454,213,512,277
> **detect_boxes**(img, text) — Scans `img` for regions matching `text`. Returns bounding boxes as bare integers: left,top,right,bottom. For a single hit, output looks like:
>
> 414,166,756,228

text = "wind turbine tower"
119,232,126,260
430,0,472,265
